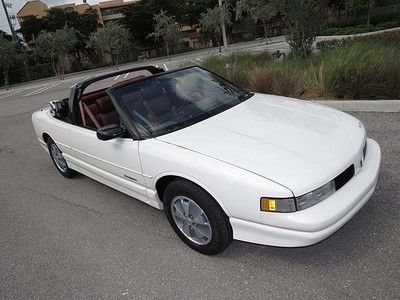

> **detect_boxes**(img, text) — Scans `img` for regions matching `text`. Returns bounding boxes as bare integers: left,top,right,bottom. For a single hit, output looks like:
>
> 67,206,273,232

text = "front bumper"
230,138,381,247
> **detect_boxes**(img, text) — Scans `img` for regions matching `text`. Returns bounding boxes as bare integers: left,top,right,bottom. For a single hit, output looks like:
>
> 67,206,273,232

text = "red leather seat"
96,97,119,126
79,94,118,129
79,75,149,129
84,103,102,129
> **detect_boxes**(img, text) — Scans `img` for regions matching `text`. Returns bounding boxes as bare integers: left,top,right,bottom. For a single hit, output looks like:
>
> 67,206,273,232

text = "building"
17,0,202,50
16,0,135,26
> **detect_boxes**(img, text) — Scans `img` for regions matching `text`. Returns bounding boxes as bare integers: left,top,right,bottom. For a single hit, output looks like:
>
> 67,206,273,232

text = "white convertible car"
32,66,381,254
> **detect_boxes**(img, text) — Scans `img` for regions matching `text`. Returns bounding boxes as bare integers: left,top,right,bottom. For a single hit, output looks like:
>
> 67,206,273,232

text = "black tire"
164,179,233,255
47,138,76,178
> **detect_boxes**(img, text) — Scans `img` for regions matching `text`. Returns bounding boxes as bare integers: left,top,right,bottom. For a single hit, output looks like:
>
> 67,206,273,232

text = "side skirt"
64,154,163,210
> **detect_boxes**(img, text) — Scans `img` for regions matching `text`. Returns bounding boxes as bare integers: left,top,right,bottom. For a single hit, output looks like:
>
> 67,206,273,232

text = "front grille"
334,165,355,190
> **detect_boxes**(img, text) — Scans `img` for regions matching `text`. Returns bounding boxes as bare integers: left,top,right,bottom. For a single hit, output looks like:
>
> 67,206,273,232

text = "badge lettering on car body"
124,174,137,181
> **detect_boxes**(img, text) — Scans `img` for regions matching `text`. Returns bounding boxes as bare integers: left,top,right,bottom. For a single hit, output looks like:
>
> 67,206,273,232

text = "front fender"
140,139,293,224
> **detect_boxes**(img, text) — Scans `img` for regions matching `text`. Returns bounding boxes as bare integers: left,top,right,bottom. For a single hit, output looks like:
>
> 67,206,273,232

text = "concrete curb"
318,27,400,40
311,100,400,112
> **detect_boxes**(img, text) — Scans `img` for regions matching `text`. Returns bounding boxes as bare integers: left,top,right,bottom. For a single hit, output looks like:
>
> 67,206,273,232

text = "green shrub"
248,65,304,97
202,34,400,99
307,43,400,99
322,20,400,35
322,4,400,35
324,4,400,29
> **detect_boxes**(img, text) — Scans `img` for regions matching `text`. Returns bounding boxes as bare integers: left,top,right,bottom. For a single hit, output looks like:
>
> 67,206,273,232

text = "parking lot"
0,71,399,299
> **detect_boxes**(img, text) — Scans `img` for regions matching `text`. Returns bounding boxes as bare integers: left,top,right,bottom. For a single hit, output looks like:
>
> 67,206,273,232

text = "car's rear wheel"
163,179,232,255
47,138,76,178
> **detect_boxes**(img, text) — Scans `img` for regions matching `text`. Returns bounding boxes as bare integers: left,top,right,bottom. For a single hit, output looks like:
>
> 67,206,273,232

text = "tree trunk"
23,60,31,82
367,7,371,26
76,50,82,69
116,52,119,70
215,33,221,53
165,44,170,60
57,57,62,80
262,21,268,45
51,59,58,78
3,68,10,90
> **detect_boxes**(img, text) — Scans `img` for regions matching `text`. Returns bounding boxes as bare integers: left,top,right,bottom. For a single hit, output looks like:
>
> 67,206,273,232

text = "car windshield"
108,67,252,138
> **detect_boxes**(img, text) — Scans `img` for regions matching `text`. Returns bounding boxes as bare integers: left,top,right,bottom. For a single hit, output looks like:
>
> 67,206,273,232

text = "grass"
201,32,400,100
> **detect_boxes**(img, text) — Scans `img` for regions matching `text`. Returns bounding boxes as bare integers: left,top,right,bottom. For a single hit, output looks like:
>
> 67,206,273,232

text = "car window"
108,67,252,138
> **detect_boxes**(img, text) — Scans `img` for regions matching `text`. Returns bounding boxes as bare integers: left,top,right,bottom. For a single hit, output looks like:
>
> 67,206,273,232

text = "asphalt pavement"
0,63,399,299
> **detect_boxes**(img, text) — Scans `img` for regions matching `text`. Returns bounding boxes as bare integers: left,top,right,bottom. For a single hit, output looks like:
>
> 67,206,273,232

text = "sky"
0,0,101,34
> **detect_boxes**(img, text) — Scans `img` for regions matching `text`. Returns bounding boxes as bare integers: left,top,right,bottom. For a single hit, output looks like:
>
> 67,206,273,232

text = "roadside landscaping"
322,4,400,35
202,32,400,100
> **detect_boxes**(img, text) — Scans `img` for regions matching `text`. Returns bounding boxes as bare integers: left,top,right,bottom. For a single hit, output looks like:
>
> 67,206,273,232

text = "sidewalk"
312,100,400,112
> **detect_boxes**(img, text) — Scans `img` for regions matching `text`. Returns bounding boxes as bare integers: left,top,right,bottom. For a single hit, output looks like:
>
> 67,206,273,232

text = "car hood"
156,93,366,195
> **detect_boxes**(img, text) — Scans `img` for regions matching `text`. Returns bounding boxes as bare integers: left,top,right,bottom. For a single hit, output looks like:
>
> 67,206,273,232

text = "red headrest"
81,90,107,102
86,103,100,115
96,96,114,113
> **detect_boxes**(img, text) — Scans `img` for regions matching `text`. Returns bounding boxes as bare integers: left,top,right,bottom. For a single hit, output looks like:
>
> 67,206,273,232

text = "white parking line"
24,85,52,96
0,88,23,100
163,64,168,71
114,75,120,80
124,72,130,79
24,82,62,96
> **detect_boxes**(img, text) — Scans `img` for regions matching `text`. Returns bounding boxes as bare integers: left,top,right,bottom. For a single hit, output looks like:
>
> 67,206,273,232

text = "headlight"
295,180,335,211
260,180,336,213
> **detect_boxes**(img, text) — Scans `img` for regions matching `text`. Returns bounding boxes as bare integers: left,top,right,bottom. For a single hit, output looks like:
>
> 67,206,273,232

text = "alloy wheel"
170,196,212,245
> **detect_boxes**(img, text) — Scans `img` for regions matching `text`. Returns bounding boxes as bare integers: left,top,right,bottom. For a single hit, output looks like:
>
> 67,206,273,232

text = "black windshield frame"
106,66,253,140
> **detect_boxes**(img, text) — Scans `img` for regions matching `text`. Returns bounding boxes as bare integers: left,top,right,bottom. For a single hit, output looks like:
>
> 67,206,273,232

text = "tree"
19,8,99,67
328,0,346,20
148,10,181,58
121,0,161,48
0,30,12,42
44,8,77,32
199,4,232,52
0,35,20,88
72,8,100,67
75,8,99,39
346,0,375,25
272,0,327,58
88,23,131,69
236,0,278,44
180,0,215,25
18,16,46,42
121,0,213,49
33,26,78,78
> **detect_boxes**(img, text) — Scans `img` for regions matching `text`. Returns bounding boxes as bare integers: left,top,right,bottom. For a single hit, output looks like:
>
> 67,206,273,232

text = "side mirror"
96,124,125,141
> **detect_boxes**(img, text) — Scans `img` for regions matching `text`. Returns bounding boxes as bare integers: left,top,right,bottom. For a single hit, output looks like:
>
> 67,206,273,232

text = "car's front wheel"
164,179,233,255
47,138,76,178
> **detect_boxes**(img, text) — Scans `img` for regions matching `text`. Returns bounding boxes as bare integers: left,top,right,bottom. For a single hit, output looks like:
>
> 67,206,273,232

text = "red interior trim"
82,102,101,129
81,89,108,103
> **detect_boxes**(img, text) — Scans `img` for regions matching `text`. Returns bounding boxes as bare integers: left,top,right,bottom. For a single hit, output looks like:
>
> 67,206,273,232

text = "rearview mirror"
96,124,125,141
